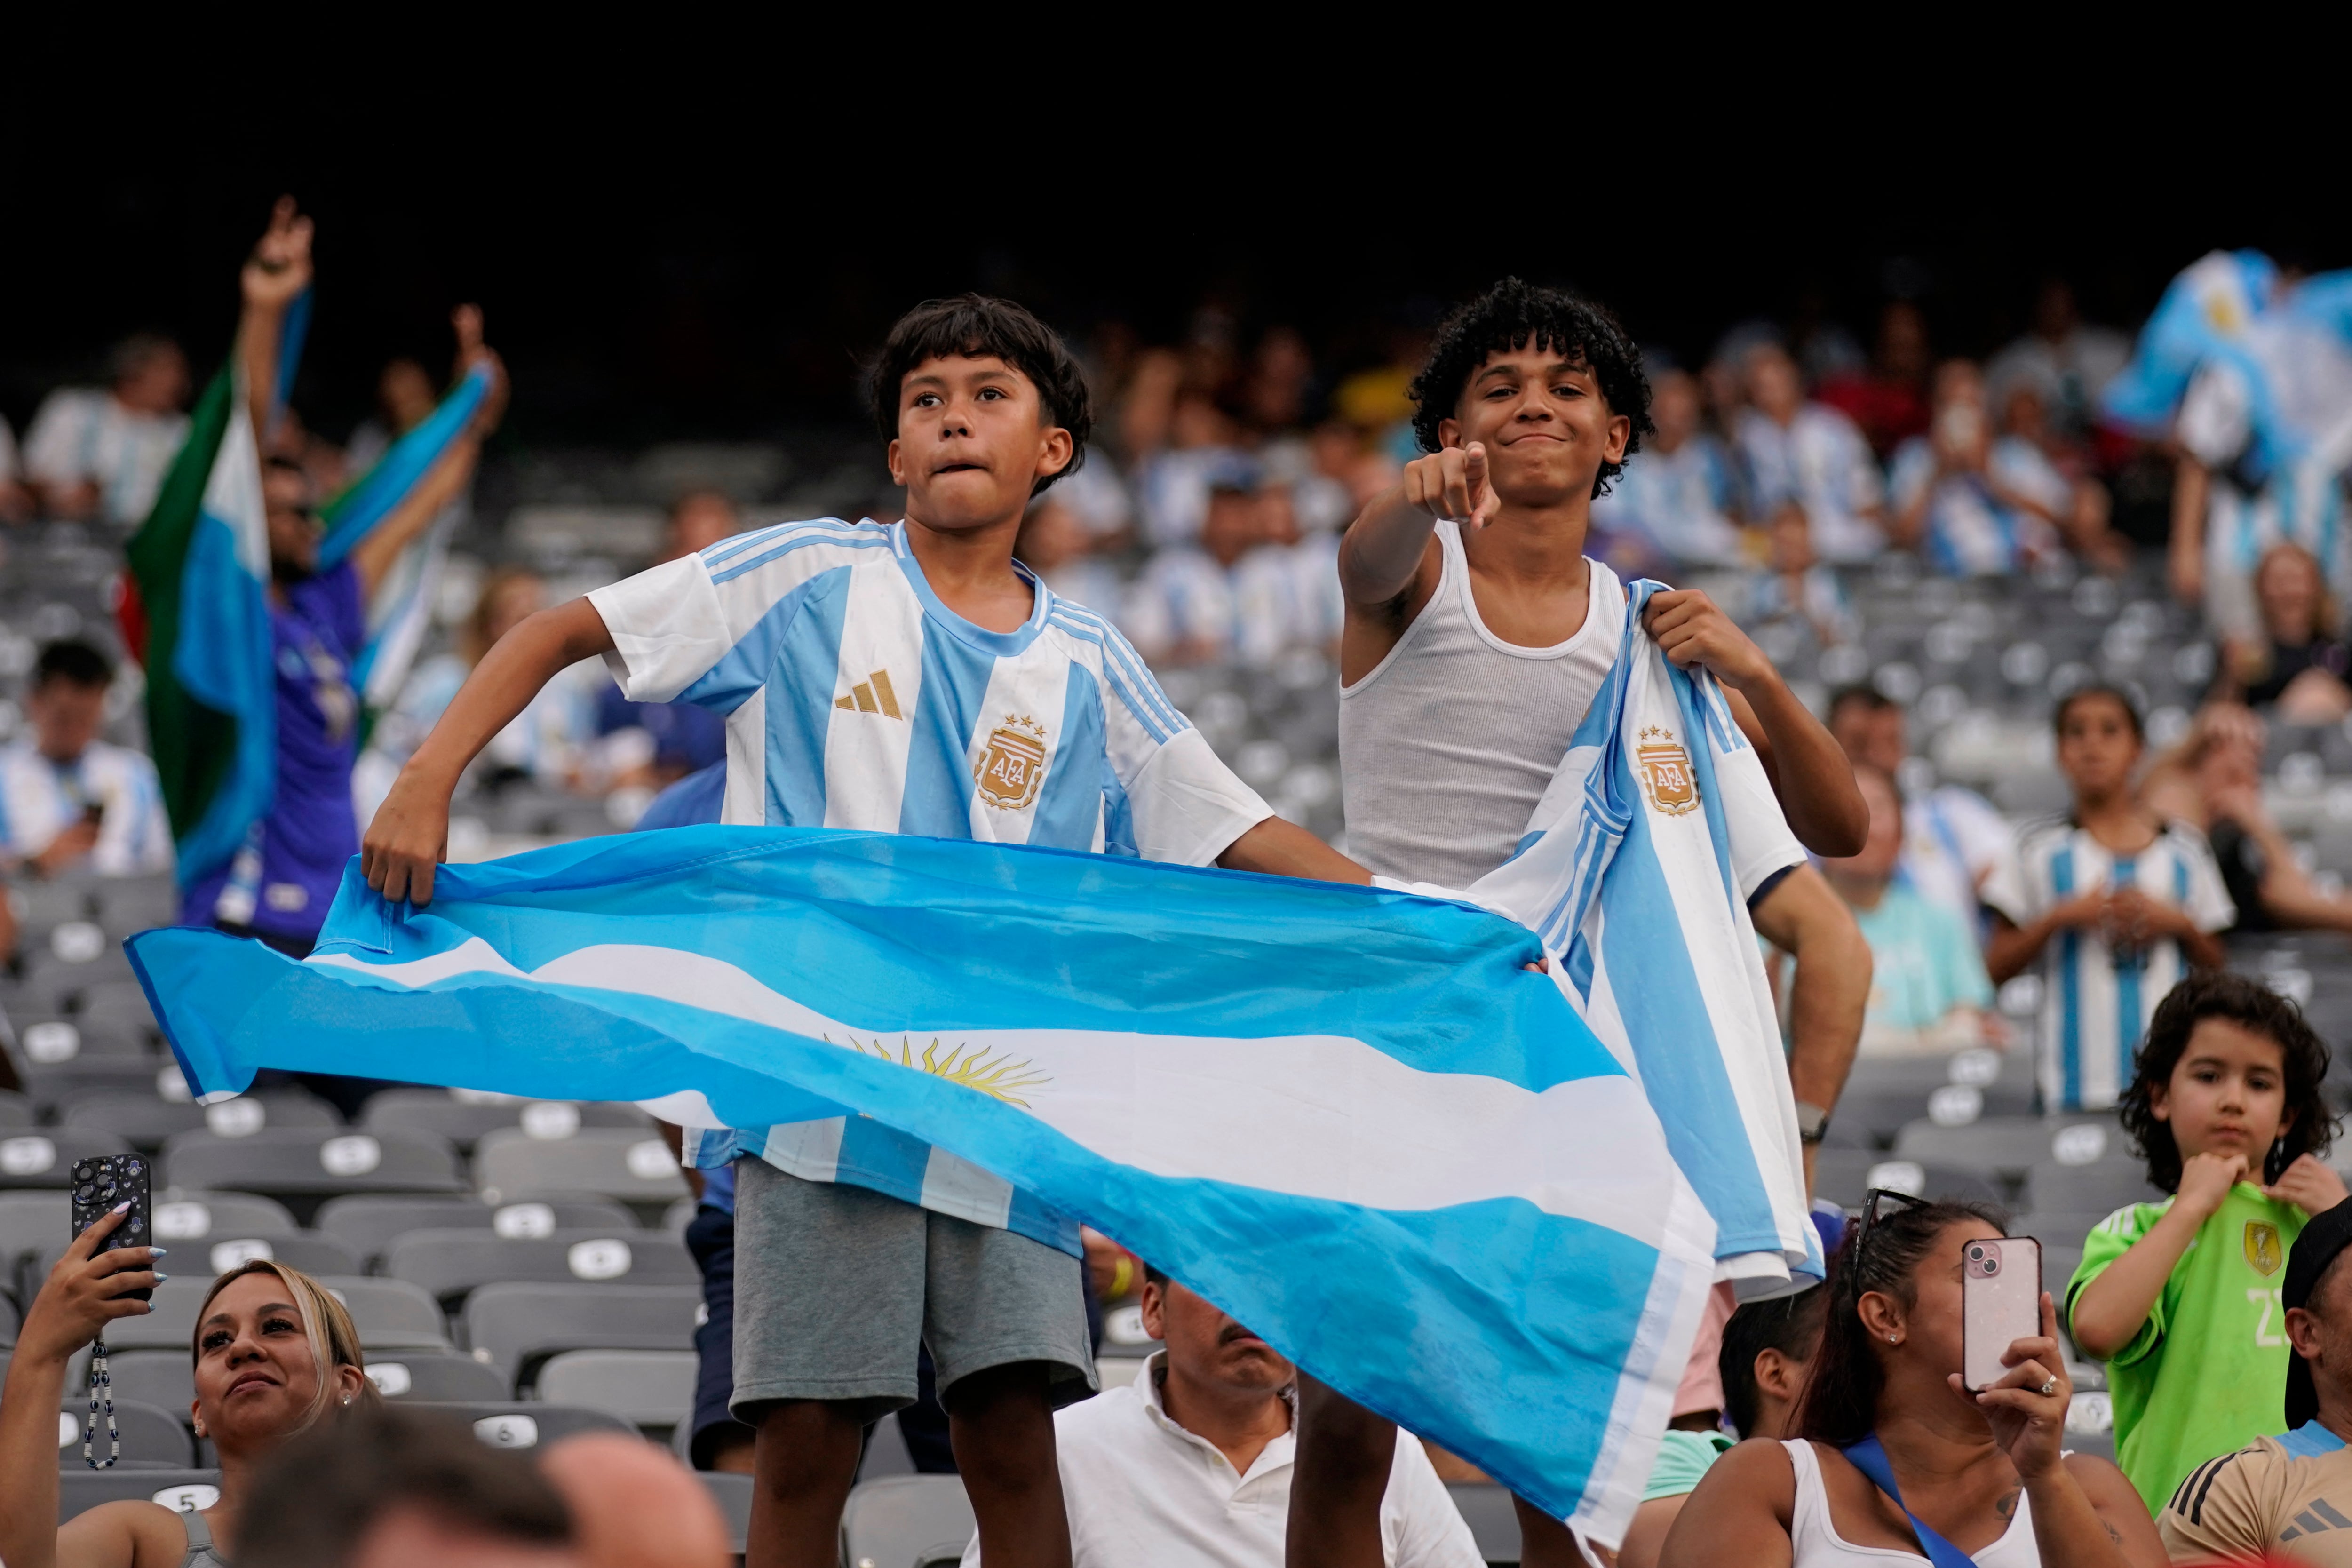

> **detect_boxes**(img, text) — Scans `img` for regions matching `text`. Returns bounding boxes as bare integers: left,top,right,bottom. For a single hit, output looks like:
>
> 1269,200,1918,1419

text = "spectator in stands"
2221,542,2352,722
1662,1195,2162,1568
1740,503,1855,648
1988,364,2128,573
1827,686,2010,931
2067,971,2344,1514
0,414,29,524
1616,1285,1830,1568
237,1404,576,1568
1985,278,2131,449
1983,685,2234,1112
0,1236,374,1568
1125,468,1253,665
2144,700,2352,939
1814,299,1934,460
21,333,191,527
1735,341,1885,565
1590,363,1747,571
343,356,442,475
1016,487,1128,622
537,1432,734,1568
1135,387,1250,549
1886,360,2069,577
958,1260,1480,1567
0,638,174,879
2155,1194,2352,1564
1819,764,2001,1056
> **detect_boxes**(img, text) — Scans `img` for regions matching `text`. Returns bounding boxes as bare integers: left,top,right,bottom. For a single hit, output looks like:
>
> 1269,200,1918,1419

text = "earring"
192,1420,205,1436
342,1395,352,1406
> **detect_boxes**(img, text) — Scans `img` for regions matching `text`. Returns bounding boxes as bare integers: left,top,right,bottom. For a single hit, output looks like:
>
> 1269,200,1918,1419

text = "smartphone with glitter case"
1962,1235,2042,1393
68,1154,153,1302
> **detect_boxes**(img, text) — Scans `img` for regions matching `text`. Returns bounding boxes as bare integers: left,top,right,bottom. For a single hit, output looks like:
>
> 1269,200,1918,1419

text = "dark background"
5,141,2340,450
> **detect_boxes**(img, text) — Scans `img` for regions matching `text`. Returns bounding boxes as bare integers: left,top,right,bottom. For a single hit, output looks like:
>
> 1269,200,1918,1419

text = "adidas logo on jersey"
834,670,904,719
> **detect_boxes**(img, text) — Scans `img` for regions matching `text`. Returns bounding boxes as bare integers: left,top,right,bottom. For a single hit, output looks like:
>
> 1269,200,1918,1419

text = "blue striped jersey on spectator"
0,737,174,876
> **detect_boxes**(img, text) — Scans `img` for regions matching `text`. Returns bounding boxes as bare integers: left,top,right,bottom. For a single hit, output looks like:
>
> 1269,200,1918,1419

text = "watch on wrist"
1795,1100,1831,1146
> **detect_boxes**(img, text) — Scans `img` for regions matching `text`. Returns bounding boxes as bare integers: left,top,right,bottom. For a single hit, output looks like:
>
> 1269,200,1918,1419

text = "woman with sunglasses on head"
1661,1194,2165,1568
0,1205,377,1567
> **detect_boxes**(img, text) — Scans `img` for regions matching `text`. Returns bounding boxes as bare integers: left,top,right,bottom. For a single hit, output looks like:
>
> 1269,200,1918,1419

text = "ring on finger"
2039,1378,2057,1396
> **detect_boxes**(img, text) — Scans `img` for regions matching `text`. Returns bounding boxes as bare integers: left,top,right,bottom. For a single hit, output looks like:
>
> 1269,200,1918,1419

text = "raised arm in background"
233,197,313,436
347,305,509,602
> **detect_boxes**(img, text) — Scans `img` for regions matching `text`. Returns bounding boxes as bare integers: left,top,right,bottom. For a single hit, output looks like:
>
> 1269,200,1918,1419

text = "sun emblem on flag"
1635,725,1700,816
974,714,1050,812
830,1035,1053,1108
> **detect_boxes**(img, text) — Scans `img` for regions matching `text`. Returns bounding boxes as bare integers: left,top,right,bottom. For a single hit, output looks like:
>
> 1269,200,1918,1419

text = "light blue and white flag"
129,825,1718,1541
1401,570,1818,1297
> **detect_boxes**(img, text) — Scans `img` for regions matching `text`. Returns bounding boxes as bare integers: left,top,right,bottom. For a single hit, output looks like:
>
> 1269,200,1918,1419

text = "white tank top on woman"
1781,1439,2042,1568
1337,519,1623,890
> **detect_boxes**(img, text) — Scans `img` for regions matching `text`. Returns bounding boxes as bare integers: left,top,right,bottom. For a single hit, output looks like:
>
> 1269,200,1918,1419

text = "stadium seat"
698,1472,753,1556
841,1475,976,1568
1,1189,66,1278
78,981,163,1046
59,1467,220,1521
0,1128,131,1189
13,1015,149,1062
0,1090,34,1128
1812,1149,2002,1210
160,1128,464,1223
361,1351,512,1403
362,1089,649,1154
2,1292,17,1345
535,1348,698,1431
95,879,179,941
314,1194,638,1273
461,1281,699,1391
312,1276,452,1352
1892,1115,2123,1184
2022,1157,2164,1218
472,1127,689,1215
386,1228,696,1311
31,1229,358,1288
92,1351,194,1423
17,1059,168,1118
150,1190,300,1243
63,1090,339,1152
90,1279,214,1351
400,1400,636,1448
1446,1482,1521,1564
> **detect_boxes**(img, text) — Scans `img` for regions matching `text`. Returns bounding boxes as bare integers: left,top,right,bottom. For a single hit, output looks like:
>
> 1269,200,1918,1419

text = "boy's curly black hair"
2122,971,2334,1192
861,294,1093,497
1406,278,1655,498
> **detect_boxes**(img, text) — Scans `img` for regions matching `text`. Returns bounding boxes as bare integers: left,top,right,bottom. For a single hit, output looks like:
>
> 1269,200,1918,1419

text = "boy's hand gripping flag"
128,828,1717,1544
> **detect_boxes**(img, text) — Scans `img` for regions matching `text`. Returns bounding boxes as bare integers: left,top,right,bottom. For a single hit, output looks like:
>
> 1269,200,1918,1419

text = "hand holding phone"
70,1155,154,1302
1961,1235,2043,1393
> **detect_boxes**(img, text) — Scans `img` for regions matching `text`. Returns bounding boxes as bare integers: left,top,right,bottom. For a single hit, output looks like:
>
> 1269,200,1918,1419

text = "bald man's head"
539,1433,731,1568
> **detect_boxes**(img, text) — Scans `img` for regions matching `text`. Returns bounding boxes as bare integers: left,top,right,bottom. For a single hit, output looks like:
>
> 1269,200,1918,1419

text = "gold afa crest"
975,715,1049,812
1636,725,1700,816
2246,1220,2283,1276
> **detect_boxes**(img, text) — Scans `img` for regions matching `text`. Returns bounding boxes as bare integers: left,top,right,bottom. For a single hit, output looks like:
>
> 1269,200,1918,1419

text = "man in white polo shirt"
962,1262,1480,1568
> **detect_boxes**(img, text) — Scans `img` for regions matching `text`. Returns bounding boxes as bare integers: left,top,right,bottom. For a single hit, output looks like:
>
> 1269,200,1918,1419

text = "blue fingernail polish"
154,1273,170,1282
149,1247,167,1258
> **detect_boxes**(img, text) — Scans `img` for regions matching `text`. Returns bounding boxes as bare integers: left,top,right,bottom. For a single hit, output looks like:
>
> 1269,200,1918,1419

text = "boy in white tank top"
1301,279,1875,1568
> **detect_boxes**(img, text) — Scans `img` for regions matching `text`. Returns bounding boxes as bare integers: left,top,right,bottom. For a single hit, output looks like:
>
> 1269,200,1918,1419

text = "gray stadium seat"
841,1476,976,1568
2008,1213,2116,1257
1892,1115,2123,1183
462,1282,699,1390
17,1059,166,1118
78,982,163,1046
0,1090,33,1127
63,1090,339,1152
149,1190,300,1243
1812,1149,2003,1210
55,1401,193,1476
2023,1157,2164,1218
1,1190,67,1275
387,1228,696,1311
402,1400,636,1448
314,1194,638,1273
362,1351,512,1403
32,1230,357,1288
92,1278,214,1351
362,1090,649,1153
313,1276,451,1352
1446,1482,1520,1564
699,1472,753,1556
13,1015,149,1062
0,1128,131,1189
3,1291,17,1345
95,879,179,941
59,1467,220,1521
472,1127,689,1213
95,1349,194,1420
535,1348,699,1430
161,1129,464,1223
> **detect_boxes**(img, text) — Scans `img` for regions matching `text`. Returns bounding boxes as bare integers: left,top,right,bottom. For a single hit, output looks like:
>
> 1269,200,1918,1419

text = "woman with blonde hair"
2222,541,2352,722
0,1206,376,1566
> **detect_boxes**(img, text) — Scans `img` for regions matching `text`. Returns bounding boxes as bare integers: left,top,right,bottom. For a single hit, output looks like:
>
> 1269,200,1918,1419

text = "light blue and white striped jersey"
0,739,174,877
1733,405,1885,564
1590,434,1745,568
588,517,1273,1251
1981,819,2235,1112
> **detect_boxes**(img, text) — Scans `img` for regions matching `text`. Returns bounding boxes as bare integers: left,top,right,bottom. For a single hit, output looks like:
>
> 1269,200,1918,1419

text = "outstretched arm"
234,196,314,436
362,597,615,906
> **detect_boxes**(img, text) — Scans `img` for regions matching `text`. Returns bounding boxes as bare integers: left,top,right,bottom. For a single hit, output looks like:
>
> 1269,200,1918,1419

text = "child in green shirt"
2067,970,2345,1514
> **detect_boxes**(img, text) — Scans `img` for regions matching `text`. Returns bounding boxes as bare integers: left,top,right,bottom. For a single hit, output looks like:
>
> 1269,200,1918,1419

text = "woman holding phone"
1662,1194,2164,1568
0,1207,375,1567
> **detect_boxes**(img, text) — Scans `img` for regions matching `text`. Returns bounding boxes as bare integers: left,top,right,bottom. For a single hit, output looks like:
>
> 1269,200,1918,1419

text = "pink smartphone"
1962,1236,2043,1393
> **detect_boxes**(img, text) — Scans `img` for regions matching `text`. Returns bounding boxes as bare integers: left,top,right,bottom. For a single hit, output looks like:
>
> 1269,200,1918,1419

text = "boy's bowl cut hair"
1407,278,1655,499
2122,970,2335,1193
863,294,1093,497
2052,681,2145,742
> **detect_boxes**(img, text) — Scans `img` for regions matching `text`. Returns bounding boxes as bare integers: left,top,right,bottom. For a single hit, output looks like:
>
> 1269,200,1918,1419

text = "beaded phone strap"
84,1336,119,1469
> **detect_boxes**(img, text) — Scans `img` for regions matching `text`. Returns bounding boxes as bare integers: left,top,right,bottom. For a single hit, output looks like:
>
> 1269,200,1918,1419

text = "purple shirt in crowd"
183,563,365,943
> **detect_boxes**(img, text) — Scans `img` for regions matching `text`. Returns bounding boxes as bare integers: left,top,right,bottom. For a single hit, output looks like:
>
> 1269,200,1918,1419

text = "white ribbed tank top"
1781,1440,2043,1568
1337,520,1622,889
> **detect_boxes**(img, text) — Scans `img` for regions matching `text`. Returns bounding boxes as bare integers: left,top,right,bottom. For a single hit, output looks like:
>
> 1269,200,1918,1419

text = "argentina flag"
1438,572,1818,1297
130,825,1720,1541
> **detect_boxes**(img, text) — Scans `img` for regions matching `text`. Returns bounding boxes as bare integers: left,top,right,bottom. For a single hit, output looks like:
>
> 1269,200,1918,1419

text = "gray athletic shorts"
730,1158,1096,1426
